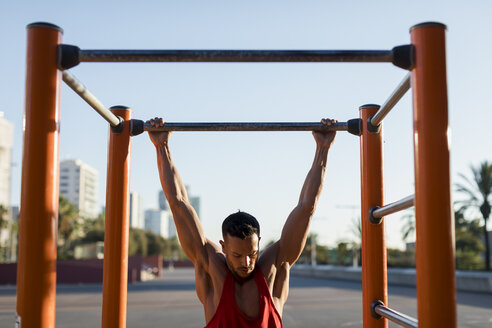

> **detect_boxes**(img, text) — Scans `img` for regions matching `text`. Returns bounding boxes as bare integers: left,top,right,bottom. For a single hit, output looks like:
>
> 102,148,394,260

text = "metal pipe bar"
143,121,348,132
372,194,414,219
370,73,411,127
374,304,418,328
62,71,121,127
78,49,394,63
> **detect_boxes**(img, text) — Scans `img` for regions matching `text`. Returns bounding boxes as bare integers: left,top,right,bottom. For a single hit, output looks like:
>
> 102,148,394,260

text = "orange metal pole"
101,106,132,328
360,104,387,328
410,22,456,328
16,22,62,328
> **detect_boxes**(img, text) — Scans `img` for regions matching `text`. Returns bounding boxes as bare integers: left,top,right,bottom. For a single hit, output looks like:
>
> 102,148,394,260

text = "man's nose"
241,256,251,267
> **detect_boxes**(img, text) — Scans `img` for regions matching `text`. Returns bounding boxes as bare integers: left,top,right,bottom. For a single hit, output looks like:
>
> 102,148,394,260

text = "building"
0,113,13,210
144,209,171,238
59,159,99,218
129,192,144,229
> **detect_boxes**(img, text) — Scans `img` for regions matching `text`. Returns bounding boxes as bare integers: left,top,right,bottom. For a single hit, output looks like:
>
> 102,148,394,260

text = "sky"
1,0,491,249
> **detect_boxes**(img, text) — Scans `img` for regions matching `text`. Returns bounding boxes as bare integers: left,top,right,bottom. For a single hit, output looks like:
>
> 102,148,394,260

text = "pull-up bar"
129,119,362,136
58,44,414,70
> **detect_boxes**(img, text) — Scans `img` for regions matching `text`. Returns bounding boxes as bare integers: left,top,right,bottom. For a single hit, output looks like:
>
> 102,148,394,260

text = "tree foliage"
456,161,492,271
455,209,485,270
58,196,81,259
0,205,7,229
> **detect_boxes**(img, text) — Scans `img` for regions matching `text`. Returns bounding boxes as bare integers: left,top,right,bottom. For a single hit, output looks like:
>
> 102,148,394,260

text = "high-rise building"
158,190,169,211
129,192,144,229
59,159,99,218
144,209,171,238
0,113,13,209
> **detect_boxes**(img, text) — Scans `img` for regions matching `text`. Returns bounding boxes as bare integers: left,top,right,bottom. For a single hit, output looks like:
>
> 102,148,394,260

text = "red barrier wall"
0,255,162,285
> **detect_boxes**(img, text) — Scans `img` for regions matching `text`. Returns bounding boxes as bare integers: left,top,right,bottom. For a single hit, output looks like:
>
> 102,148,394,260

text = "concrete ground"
0,268,491,327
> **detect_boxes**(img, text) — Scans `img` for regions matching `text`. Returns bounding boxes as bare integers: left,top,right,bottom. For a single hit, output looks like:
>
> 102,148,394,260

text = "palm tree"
58,196,80,258
400,209,415,243
0,205,7,229
456,161,492,271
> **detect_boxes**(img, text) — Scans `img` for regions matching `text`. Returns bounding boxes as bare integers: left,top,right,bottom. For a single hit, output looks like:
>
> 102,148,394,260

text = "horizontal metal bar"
78,49,394,63
374,304,418,328
143,121,348,132
370,73,411,126
372,194,414,219
62,71,121,127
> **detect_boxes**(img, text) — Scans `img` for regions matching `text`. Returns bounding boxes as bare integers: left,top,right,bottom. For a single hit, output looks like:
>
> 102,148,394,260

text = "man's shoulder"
200,239,227,273
258,241,281,272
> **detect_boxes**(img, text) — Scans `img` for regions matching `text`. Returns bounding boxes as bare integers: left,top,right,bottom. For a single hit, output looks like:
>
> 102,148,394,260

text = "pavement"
0,268,491,327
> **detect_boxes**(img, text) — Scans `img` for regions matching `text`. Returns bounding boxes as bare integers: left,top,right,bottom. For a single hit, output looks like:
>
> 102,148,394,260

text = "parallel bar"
143,121,348,132
374,305,418,328
62,70,121,127
370,73,411,127
79,49,394,63
372,195,414,219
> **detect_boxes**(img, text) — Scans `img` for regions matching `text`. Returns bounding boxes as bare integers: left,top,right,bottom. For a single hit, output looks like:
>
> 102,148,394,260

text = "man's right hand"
147,117,171,146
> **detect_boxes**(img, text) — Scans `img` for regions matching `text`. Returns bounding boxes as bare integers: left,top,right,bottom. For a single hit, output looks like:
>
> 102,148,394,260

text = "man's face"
220,233,260,281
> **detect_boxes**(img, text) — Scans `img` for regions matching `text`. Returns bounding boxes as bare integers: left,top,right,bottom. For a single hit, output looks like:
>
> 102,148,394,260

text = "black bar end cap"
369,206,383,225
367,115,381,134
130,119,145,136
347,118,362,136
58,44,80,70
392,44,415,70
371,300,385,319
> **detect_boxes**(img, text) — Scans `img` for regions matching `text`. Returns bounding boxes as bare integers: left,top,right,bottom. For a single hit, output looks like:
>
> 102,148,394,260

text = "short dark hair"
222,211,260,239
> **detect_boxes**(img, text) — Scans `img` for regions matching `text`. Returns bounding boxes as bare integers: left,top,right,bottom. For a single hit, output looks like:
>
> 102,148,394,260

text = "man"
148,117,337,327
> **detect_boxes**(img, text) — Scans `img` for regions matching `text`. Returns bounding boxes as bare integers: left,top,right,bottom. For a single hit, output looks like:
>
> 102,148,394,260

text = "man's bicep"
171,202,210,265
277,205,312,265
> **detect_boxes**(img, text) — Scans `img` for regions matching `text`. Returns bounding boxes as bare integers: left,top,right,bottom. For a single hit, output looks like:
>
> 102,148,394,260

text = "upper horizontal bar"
370,73,411,127
372,194,414,219
79,49,393,63
144,121,348,132
58,44,415,70
62,70,121,127
374,303,418,328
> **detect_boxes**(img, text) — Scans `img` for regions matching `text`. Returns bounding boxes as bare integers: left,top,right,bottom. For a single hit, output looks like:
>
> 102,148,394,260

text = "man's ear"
219,240,225,251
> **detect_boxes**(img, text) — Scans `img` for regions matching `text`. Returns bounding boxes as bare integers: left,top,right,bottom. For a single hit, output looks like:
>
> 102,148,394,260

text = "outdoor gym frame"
17,22,455,328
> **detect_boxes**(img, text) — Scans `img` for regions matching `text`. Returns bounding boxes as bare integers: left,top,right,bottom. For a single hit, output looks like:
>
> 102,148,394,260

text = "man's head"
220,211,261,281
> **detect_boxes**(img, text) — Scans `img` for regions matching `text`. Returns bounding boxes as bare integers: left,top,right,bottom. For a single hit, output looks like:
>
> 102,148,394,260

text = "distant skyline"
1,1,491,249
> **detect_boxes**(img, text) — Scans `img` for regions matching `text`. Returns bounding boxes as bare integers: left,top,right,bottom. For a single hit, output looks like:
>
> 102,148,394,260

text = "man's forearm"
297,145,329,212
155,142,188,203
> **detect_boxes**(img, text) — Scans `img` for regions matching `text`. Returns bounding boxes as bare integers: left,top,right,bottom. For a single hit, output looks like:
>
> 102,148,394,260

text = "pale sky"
1,0,491,249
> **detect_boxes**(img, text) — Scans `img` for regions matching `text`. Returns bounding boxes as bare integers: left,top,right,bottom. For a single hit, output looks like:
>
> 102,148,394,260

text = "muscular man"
148,117,337,327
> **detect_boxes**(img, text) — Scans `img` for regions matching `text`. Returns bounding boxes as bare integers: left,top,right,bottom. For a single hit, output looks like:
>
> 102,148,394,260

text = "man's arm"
276,118,337,266
148,118,211,268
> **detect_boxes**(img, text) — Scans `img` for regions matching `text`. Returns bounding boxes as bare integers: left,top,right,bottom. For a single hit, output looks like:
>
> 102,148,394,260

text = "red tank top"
204,268,283,328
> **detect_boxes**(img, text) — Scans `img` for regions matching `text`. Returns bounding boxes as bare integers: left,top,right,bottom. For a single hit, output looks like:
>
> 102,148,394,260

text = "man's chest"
234,279,260,318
